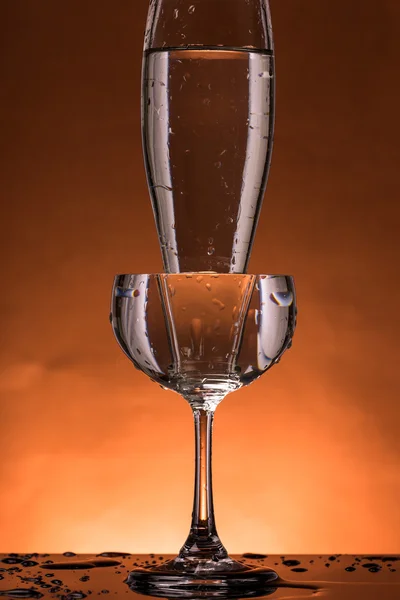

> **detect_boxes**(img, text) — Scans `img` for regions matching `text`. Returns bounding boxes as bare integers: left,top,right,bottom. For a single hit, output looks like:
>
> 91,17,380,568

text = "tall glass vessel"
142,0,275,273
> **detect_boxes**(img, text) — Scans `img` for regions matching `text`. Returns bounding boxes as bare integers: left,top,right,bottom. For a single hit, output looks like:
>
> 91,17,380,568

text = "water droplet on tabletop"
0,591,43,599
282,560,301,567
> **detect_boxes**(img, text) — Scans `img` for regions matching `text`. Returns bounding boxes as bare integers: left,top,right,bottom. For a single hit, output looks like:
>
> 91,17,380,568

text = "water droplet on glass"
212,298,225,311
173,8,179,19
196,275,203,283
269,291,293,307
207,247,215,255
168,285,175,296
206,283,212,291
188,5,195,14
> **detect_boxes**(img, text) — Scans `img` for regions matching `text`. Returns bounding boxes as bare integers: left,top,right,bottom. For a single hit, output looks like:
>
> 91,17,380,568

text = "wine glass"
110,273,296,597
142,0,275,273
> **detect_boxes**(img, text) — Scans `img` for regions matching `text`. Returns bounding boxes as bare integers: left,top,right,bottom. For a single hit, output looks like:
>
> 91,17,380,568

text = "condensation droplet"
206,283,212,291
173,8,179,19
115,287,139,298
269,291,293,307
188,5,196,14
196,275,203,283
207,247,215,255
212,298,225,311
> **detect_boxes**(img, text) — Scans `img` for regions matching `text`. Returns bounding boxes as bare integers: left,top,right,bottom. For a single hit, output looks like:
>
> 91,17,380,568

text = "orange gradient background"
0,0,399,554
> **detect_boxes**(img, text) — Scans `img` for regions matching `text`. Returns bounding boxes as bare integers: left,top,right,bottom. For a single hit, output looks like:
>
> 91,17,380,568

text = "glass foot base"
125,556,279,598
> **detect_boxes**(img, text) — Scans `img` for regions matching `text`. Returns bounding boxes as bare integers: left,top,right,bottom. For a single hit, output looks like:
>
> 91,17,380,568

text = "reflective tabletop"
0,553,399,599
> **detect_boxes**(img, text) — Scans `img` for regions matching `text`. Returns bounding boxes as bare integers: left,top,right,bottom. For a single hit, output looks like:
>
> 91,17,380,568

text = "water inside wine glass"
143,48,274,273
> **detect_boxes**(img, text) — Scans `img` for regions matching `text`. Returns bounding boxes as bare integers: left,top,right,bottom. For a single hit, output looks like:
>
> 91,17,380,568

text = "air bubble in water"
269,291,293,307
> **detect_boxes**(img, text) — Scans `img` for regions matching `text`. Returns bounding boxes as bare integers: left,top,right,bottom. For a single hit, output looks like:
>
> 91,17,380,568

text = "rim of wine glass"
113,272,294,278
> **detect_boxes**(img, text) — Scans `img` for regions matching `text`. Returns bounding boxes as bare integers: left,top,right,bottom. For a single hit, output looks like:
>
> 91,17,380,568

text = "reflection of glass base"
125,556,278,598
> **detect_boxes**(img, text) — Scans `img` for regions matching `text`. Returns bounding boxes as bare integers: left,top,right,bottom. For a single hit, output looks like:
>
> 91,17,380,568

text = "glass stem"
179,408,228,561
